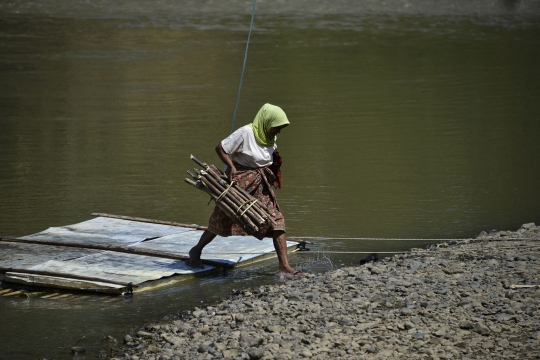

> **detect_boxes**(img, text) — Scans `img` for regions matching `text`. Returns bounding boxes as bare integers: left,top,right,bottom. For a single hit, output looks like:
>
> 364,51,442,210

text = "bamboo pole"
91,213,206,230
184,179,257,236
205,167,271,224
0,266,138,288
202,170,265,226
197,176,259,233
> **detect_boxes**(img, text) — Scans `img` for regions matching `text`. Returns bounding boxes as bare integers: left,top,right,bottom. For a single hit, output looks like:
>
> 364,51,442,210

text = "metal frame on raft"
0,213,301,295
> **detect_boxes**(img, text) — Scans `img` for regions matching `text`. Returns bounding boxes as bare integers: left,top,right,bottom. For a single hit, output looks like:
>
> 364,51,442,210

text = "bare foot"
185,247,205,269
277,268,305,279
189,247,201,261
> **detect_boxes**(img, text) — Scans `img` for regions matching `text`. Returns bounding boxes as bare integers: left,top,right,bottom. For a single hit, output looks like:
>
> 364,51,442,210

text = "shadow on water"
1,0,540,358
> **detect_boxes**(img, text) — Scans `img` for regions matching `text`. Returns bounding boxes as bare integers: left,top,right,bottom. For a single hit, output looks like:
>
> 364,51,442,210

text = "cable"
230,0,257,135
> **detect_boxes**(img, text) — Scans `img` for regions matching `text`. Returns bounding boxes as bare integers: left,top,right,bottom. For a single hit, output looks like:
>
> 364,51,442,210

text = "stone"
248,348,265,359
71,346,86,355
239,334,264,347
300,350,313,357
136,331,153,338
498,338,509,347
265,325,282,333
473,323,490,335
459,320,474,330
197,327,210,334
222,349,239,358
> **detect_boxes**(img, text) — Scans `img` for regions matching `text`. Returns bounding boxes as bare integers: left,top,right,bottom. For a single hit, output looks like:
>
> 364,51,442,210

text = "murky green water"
1,1,540,358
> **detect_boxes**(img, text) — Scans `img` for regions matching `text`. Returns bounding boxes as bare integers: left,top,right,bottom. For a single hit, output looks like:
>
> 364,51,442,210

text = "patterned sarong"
207,164,285,239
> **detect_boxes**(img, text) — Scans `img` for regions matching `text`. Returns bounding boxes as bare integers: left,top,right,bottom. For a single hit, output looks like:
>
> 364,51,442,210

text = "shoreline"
109,223,540,360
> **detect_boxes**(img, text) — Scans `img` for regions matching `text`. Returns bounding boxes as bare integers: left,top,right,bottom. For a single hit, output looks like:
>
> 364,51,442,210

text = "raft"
0,214,298,294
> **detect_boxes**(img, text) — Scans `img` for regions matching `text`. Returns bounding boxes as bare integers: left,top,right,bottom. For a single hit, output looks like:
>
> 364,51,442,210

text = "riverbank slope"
112,223,540,360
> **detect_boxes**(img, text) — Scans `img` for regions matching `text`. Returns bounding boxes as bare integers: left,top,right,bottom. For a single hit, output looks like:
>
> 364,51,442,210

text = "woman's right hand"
226,165,237,183
216,142,236,182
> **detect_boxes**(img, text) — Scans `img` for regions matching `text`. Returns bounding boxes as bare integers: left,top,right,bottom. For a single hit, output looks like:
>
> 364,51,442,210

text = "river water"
1,1,539,359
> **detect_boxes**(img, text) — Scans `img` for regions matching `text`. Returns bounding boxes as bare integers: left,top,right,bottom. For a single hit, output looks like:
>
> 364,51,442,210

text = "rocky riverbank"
111,223,540,360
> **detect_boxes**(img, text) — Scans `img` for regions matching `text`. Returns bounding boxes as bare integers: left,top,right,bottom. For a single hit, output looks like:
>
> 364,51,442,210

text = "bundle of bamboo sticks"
184,155,276,238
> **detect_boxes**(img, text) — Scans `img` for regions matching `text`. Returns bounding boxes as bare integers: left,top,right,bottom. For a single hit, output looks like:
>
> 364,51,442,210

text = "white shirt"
221,125,276,168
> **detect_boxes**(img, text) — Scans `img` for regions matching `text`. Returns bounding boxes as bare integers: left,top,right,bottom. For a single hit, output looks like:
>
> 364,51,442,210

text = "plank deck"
0,216,297,294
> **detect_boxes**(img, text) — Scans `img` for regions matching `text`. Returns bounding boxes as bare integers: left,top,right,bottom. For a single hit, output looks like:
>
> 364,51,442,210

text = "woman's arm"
215,142,236,181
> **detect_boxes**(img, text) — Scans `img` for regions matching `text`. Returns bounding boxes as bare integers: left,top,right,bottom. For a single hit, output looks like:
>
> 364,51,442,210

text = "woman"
187,103,301,277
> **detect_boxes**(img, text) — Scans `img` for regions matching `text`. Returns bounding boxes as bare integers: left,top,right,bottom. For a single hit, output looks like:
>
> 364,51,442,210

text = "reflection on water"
1,1,540,359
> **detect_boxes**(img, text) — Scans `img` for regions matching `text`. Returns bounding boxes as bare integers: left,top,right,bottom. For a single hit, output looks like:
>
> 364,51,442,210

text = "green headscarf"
249,103,290,146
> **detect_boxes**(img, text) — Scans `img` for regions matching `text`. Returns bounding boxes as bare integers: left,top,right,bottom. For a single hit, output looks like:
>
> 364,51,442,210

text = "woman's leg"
189,229,217,260
273,230,299,275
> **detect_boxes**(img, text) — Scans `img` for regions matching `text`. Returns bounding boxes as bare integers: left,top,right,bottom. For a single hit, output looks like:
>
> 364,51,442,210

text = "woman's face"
268,124,288,137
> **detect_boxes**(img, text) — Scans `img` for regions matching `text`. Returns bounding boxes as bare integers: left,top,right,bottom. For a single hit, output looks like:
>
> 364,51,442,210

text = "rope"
236,198,258,218
230,0,257,135
290,236,539,242
289,237,474,241
215,181,235,204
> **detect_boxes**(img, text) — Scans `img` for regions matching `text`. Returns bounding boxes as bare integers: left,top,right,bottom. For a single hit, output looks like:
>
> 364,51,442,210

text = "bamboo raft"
0,214,299,294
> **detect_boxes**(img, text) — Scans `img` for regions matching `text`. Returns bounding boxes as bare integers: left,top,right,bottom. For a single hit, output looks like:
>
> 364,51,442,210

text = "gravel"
110,223,540,360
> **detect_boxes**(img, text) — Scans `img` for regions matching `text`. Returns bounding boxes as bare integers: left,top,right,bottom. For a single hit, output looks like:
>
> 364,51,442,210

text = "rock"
300,349,313,357
265,325,282,333
71,346,85,355
198,345,212,353
197,327,210,334
498,338,509,347
459,320,474,330
136,331,153,338
222,349,239,358
248,348,265,359
147,345,160,353
371,267,382,275
473,322,490,335
239,334,263,347
400,308,413,316
124,334,133,344
404,322,415,330
521,223,535,229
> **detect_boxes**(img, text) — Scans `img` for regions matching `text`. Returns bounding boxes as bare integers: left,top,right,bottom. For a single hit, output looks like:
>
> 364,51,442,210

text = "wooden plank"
6,273,124,294
0,289,13,295
40,293,61,299
1,268,137,287
54,294,73,299
91,213,207,230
